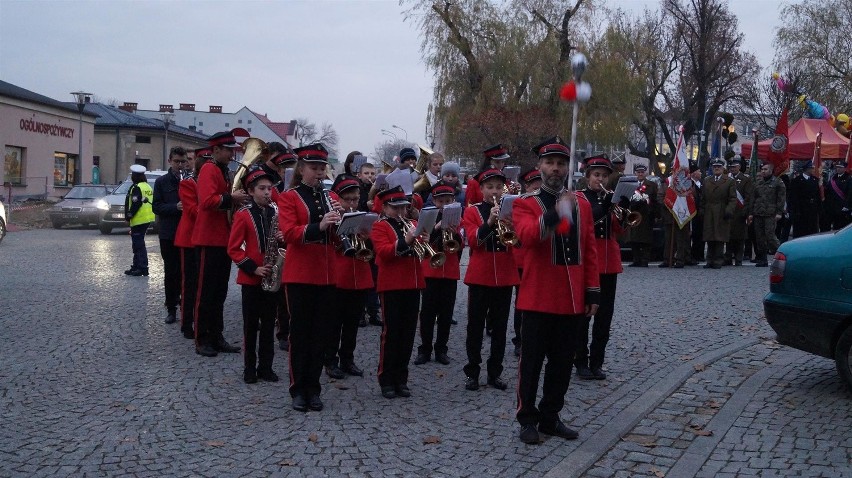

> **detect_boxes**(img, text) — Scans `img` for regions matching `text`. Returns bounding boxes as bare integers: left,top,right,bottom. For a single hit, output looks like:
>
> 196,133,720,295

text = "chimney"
159,104,174,113
119,102,138,112
179,103,195,111
209,105,222,113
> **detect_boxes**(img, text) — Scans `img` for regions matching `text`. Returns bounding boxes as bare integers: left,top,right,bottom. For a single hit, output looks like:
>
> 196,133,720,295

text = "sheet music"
503,166,520,182
374,174,388,189
357,213,379,234
353,155,368,174
614,176,639,202
387,168,414,195
440,203,462,228
283,168,295,190
336,211,366,236
414,206,439,235
499,194,519,219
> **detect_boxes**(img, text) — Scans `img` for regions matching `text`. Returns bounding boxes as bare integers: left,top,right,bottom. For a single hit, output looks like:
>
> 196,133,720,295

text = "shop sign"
19,118,74,138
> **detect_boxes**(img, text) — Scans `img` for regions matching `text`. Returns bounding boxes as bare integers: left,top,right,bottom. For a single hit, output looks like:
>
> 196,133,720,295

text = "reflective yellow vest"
128,182,155,226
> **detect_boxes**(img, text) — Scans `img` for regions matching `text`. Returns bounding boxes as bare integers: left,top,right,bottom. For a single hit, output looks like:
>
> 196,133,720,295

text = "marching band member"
465,144,511,207
414,181,462,366
325,177,374,379
513,137,599,445
173,148,207,340
227,167,282,384
461,169,520,392
576,155,623,380
371,185,426,399
279,143,338,412
510,168,542,356
192,131,246,357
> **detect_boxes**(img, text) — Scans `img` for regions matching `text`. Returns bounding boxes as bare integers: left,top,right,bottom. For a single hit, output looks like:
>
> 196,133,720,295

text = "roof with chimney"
71,102,209,140
251,110,298,140
0,80,99,117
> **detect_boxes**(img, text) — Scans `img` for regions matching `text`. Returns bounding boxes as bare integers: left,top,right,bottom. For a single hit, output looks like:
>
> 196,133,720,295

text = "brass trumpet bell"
442,229,460,254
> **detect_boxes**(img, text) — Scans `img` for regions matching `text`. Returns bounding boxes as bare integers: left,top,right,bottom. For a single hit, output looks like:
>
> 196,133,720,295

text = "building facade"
1,81,97,200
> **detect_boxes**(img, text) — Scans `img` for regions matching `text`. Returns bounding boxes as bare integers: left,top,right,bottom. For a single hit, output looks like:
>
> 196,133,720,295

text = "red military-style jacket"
371,217,425,292
227,202,278,286
464,177,482,207
580,188,624,275
422,218,462,280
333,253,374,290
462,202,520,287
174,177,197,248
192,161,233,247
279,183,336,286
513,187,600,315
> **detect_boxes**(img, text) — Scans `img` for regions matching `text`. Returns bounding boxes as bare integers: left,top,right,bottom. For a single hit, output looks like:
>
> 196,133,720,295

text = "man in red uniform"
465,144,510,207
192,131,248,357
174,148,208,339
512,137,600,445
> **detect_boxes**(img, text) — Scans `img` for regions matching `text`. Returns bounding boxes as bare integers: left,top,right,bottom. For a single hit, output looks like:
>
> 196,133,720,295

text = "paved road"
0,229,849,477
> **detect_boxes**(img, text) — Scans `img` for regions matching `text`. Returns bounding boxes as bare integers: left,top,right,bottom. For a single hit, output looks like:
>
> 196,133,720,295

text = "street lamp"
160,111,174,170
392,124,408,141
381,129,397,141
70,91,92,185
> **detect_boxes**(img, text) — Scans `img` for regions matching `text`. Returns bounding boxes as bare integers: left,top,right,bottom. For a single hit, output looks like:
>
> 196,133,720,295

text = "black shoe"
576,366,595,380
164,311,177,324
435,352,451,365
368,316,383,326
514,344,521,357
278,338,289,351
703,264,721,269
381,386,397,399
685,261,699,266
124,268,143,276
358,317,368,327
413,353,430,365
308,395,324,411
487,376,508,390
755,262,769,267
486,328,493,337
590,367,607,380
325,364,345,379
395,384,411,398
672,263,684,269
465,376,479,391
538,420,579,440
627,262,640,268
734,260,743,266
195,344,217,357
244,369,257,384
214,339,240,353
450,318,458,325
182,329,195,340
257,369,279,382
292,395,308,412
519,424,540,444
340,362,364,377
140,269,149,276
658,262,670,268
639,262,649,267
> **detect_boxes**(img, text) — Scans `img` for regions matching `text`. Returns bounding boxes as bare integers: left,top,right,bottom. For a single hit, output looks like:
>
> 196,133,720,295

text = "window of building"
198,121,203,126
53,152,78,187
135,135,151,144
189,125,196,131
238,119,243,124
225,122,230,127
247,128,252,132
248,119,252,124
4,146,25,185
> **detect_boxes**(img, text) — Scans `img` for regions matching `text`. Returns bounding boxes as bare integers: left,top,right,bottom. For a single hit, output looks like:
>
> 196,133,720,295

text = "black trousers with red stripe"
326,288,367,367
241,285,277,373
378,289,420,388
286,283,335,399
464,285,512,380
516,311,584,427
275,288,290,341
179,248,197,336
417,278,457,356
195,246,231,346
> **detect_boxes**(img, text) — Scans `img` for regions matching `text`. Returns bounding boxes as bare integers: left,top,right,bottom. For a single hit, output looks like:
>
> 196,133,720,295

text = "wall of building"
1,99,95,200
94,129,206,185
135,106,293,144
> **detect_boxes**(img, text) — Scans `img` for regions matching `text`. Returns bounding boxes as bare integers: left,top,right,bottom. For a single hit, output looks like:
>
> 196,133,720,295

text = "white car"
96,170,167,234
0,198,6,244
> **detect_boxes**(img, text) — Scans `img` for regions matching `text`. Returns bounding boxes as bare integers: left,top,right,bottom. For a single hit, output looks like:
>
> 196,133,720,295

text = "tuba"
231,137,268,194
401,217,446,268
412,144,434,194
261,203,285,292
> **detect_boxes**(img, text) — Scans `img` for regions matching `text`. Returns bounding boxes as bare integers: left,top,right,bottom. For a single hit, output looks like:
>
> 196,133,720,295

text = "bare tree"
374,138,416,168
294,117,340,157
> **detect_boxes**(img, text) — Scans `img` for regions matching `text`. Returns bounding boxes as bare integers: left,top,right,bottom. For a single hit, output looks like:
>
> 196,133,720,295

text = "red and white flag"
664,125,697,229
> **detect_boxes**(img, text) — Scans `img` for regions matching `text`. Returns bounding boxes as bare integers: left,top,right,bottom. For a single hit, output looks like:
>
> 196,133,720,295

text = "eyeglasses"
172,159,188,164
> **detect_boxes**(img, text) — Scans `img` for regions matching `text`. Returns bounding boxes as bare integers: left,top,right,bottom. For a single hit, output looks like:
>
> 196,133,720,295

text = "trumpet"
492,197,518,247
603,187,641,227
401,218,446,268
442,229,461,254
351,233,375,262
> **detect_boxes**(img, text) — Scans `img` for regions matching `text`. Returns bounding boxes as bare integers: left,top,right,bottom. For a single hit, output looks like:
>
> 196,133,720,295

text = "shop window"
135,135,151,144
4,146,25,185
54,152,78,187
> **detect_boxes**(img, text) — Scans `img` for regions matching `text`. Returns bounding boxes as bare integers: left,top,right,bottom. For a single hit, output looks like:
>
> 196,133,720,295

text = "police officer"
748,162,786,267
701,158,737,269
724,157,753,266
825,161,851,230
152,146,188,322
124,164,155,276
788,161,821,238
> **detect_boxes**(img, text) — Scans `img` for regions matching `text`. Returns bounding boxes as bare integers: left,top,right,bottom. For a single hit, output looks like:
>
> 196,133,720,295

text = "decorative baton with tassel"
558,53,593,231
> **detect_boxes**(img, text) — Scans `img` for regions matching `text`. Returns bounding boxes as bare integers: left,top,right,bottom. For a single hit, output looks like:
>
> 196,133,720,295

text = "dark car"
46,184,111,229
764,225,852,392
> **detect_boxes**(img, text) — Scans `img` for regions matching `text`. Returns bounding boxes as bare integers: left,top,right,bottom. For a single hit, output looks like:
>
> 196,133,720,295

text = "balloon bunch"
772,72,838,123
560,55,592,103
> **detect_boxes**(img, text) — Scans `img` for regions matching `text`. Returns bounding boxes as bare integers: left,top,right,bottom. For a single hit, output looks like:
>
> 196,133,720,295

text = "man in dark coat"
788,161,821,238
701,158,737,269
825,161,851,230
625,164,657,267
152,146,188,323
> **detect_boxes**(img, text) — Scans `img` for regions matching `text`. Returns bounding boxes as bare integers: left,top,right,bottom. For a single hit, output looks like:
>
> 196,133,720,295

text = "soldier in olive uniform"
724,158,754,266
701,158,737,269
625,164,657,267
748,163,786,267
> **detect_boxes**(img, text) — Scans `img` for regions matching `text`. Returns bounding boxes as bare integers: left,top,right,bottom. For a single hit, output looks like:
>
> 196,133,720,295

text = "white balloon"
571,53,587,80
576,82,592,102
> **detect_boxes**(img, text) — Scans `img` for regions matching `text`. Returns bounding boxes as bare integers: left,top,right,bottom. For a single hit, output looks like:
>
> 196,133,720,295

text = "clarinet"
320,187,355,257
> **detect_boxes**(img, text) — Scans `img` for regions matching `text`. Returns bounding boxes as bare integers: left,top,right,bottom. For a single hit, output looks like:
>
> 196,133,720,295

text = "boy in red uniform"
371,185,426,399
414,181,463,366
325,177,374,379
192,131,248,357
227,167,282,384
512,137,600,444
174,148,207,340
461,169,520,391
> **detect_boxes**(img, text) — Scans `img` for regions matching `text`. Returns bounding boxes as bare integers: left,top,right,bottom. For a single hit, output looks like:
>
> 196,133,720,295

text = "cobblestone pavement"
1,229,849,477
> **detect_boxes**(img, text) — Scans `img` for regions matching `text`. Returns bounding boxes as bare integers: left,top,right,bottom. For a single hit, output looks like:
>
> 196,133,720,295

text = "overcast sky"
1,0,787,159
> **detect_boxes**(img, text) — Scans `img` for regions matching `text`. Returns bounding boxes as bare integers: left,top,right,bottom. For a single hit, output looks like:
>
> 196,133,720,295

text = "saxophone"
261,202,285,292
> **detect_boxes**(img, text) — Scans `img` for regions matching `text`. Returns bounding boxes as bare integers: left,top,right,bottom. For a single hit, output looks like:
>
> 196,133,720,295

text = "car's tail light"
769,252,786,284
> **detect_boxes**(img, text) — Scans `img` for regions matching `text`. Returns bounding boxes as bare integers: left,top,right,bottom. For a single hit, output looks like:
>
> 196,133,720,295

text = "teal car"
764,224,852,392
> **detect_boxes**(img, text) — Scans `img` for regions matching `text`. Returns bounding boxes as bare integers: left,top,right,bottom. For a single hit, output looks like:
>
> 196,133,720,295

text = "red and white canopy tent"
741,118,850,160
